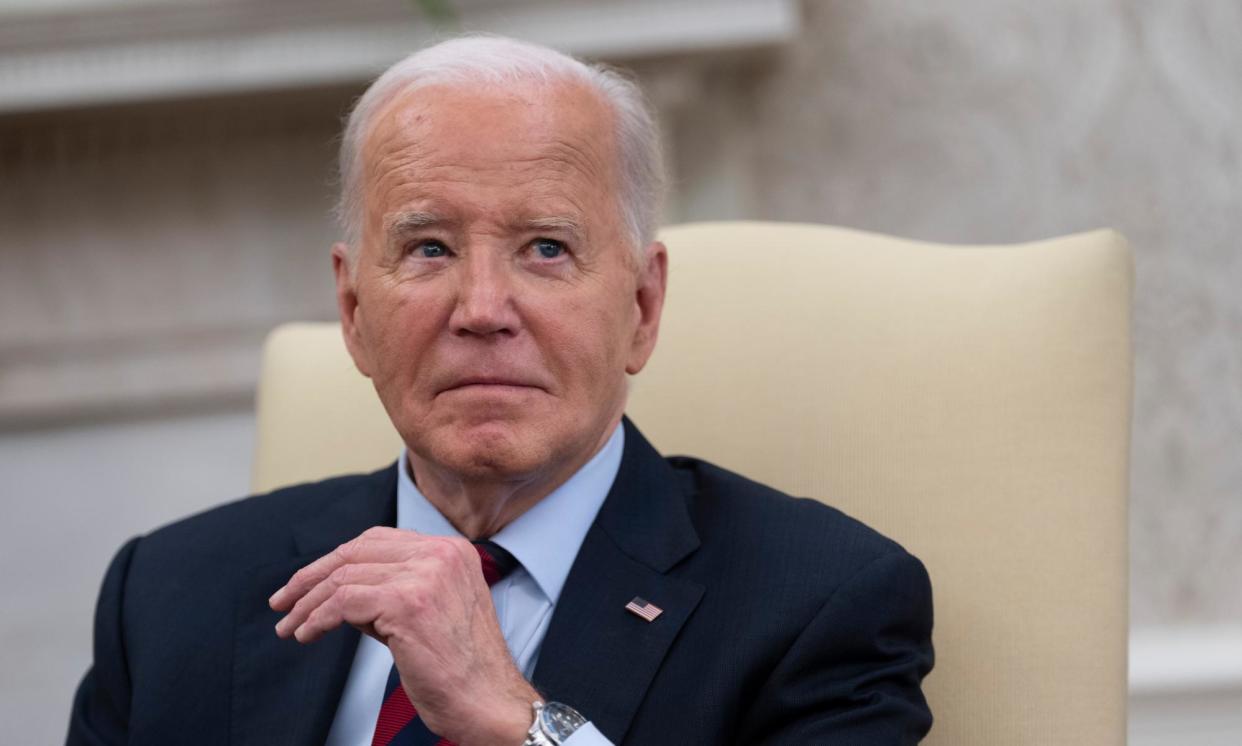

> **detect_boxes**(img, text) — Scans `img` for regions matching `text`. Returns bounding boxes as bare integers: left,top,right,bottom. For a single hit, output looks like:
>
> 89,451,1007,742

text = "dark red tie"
370,541,520,746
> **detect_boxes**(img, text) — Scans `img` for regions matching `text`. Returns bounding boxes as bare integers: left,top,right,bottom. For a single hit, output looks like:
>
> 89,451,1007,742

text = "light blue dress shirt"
325,425,623,746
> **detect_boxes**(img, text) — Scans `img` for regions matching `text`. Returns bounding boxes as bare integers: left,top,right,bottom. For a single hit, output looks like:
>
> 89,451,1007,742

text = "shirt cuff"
561,721,613,745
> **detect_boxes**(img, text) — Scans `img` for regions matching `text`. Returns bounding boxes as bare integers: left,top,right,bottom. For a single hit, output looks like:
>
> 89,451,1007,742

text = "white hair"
336,35,666,261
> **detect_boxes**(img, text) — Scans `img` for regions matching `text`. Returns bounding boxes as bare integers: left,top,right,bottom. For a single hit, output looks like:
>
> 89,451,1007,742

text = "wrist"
458,683,541,746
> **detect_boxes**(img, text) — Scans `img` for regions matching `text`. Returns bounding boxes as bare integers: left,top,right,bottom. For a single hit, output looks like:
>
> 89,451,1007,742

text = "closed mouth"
440,378,544,393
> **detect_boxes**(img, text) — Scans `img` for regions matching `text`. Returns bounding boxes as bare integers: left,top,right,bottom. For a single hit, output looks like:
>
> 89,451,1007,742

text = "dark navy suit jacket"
68,419,934,744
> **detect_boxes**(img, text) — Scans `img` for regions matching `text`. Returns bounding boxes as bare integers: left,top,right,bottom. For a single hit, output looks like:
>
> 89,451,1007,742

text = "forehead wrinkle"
362,110,422,189
362,149,430,230
370,81,616,172
382,160,595,225
533,133,623,231
359,82,624,241
541,132,615,185
371,108,608,185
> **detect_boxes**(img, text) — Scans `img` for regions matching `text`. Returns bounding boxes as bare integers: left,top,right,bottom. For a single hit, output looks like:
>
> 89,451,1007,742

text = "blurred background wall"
1,0,1239,742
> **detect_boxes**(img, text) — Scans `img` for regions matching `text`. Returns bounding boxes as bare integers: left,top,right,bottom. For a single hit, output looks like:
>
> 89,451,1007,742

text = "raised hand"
269,527,537,746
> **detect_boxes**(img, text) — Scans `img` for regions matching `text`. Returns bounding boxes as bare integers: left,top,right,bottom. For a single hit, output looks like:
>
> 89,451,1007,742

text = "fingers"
264,527,532,744
293,583,388,643
274,561,401,639
269,526,412,611
271,529,482,645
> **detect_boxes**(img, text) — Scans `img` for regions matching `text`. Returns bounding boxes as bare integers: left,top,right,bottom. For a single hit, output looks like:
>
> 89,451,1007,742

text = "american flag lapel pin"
625,596,663,622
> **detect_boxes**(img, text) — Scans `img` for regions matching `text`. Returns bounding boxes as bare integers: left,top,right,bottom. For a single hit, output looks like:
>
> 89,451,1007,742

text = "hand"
269,527,538,746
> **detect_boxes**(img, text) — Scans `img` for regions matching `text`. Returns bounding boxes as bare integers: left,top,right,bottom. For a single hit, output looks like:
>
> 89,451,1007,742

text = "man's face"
334,81,665,485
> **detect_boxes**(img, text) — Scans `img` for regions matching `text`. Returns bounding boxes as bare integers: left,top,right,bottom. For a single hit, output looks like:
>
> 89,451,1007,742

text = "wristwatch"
522,701,587,745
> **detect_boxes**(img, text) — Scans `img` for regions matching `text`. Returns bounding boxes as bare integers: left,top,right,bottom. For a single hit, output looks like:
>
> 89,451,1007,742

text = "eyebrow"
523,216,584,237
383,211,584,238
385,211,448,235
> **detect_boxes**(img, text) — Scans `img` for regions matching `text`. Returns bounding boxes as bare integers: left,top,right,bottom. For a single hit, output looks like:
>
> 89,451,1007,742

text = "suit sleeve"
66,536,141,746
739,550,935,745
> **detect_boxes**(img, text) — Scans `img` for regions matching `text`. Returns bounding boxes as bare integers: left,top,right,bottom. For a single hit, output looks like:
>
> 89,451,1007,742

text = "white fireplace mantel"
0,0,799,114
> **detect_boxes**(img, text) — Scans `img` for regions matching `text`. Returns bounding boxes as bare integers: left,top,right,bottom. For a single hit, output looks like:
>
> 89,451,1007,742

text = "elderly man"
68,36,933,745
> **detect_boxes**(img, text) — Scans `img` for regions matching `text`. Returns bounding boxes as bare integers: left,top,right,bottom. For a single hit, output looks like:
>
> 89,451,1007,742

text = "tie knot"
473,540,519,586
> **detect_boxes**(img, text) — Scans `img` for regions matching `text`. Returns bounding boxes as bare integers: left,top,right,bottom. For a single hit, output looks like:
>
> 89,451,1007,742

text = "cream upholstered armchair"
253,221,1133,745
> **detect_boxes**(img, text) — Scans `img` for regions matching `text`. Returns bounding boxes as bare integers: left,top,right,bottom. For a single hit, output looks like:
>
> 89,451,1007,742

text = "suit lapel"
533,419,704,743
230,466,397,746
228,423,698,745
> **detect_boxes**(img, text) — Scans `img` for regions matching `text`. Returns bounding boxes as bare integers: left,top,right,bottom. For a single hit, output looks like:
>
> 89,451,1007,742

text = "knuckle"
331,584,355,609
399,585,430,613
452,538,479,566
329,565,352,586
399,558,423,581
286,597,308,622
332,541,355,562
288,566,309,586
428,538,458,562
300,601,320,625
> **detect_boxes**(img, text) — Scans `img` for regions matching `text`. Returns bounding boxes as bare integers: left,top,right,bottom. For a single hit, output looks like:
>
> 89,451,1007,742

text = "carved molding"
1129,626,1242,745
0,0,799,113
0,0,795,425
0,321,272,428
0,86,347,427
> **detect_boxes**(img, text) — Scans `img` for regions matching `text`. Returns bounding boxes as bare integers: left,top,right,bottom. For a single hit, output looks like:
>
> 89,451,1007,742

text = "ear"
625,241,668,375
332,242,373,379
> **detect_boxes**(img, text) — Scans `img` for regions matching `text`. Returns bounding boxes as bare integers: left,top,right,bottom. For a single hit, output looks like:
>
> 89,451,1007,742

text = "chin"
423,419,552,480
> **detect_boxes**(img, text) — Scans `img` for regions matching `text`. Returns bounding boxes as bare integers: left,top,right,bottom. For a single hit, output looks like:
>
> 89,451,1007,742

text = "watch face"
540,702,587,741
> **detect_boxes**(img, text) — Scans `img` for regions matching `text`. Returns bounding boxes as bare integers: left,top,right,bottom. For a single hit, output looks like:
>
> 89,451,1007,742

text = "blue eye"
415,240,448,258
533,238,565,259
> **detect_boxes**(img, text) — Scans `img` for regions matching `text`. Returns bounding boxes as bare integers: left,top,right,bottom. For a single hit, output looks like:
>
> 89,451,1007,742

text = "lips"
437,376,546,394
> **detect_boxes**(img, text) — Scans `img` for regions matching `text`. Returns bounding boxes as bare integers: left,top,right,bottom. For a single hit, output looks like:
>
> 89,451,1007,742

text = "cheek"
361,284,438,380
545,289,636,375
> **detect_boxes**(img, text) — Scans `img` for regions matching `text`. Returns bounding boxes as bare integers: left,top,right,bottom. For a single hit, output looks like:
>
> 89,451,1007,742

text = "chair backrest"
253,220,1132,745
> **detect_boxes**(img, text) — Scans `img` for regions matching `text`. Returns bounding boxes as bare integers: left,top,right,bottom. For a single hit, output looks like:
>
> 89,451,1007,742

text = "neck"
408,419,620,540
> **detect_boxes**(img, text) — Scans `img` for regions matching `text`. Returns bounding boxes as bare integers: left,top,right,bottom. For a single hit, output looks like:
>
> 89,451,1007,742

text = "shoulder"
130,467,391,569
667,455,922,595
669,455,908,557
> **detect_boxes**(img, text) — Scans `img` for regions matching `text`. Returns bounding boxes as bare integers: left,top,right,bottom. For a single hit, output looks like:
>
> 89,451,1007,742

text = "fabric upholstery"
252,220,1132,745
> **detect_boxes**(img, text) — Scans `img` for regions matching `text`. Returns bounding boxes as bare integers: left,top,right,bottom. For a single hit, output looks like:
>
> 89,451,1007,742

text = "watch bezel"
539,701,587,742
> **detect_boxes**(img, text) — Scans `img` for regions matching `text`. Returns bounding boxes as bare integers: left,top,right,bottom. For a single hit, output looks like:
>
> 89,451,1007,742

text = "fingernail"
268,588,285,607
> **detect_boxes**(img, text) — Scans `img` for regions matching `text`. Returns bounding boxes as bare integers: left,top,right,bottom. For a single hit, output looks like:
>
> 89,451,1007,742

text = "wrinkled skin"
272,79,667,745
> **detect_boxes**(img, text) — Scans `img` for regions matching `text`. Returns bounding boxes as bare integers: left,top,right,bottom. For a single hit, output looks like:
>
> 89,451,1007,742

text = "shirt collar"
396,423,624,605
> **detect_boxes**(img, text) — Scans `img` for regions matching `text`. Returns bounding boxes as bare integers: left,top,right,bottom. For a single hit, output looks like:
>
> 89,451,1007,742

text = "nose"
448,250,519,338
